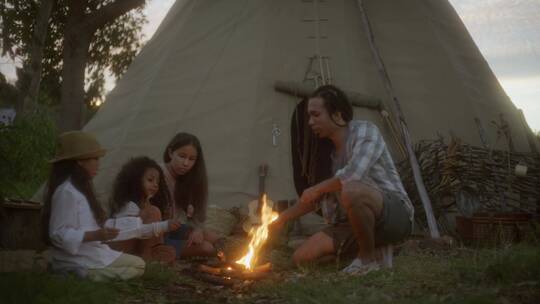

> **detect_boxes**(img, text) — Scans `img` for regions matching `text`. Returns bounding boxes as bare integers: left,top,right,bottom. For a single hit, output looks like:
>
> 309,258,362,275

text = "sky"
449,0,540,132
1,0,538,131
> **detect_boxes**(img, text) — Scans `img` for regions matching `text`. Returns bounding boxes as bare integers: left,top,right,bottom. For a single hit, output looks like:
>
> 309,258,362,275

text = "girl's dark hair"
163,132,208,223
110,156,171,215
310,85,353,126
42,160,106,245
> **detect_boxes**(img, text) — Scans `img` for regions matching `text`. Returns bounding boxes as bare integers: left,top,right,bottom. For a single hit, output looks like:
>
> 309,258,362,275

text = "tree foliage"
0,0,147,108
0,108,57,199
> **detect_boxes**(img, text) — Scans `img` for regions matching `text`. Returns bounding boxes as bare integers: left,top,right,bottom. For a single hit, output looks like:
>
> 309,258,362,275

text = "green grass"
0,272,119,304
241,243,540,304
1,243,539,304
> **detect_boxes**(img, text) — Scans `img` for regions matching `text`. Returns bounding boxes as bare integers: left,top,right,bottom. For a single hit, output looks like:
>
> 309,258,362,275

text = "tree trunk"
16,0,55,116
59,0,145,131
59,0,89,131
59,31,91,131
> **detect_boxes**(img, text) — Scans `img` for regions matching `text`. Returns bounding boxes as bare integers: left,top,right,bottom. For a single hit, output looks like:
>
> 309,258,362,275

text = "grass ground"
1,241,539,304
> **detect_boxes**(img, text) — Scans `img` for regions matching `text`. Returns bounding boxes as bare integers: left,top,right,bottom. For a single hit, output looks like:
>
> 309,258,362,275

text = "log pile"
397,138,540,232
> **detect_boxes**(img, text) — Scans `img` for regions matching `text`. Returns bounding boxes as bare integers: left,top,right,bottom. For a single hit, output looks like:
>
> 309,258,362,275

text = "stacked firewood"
397,138,540,230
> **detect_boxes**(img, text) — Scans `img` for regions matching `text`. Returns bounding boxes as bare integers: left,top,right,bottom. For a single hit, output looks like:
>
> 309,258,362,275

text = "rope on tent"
380,109,407,160
356,0,440,237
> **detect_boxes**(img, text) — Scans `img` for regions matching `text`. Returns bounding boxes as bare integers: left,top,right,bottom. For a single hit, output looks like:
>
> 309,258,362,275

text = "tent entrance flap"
290,99,333,197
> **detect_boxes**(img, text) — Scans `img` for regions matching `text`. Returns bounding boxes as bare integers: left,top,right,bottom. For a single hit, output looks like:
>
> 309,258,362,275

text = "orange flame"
236,194,278,270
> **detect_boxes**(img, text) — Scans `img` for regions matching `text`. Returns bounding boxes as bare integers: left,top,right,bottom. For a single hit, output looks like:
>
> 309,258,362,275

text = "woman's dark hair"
310,84,353,126
110,156,170,215
42,160,106,245
163,132,208,223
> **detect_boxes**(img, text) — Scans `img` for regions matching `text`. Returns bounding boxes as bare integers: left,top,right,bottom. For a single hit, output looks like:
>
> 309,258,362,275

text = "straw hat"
50,131,106,163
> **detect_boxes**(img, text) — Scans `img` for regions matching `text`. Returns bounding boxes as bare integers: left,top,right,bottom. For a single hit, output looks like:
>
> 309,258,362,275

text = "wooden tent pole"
356,0,440,238
274,80,381,109
517,109,539,155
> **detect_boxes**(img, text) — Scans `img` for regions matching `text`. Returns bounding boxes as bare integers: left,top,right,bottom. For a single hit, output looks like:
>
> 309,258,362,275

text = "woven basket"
204,205,238,237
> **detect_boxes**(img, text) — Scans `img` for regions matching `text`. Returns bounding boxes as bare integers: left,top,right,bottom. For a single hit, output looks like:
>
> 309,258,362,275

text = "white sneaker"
341,258,380,276
376,244,393,268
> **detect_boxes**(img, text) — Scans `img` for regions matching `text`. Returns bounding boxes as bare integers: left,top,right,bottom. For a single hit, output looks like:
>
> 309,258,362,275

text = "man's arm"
299,176,342,205
277,199,316,223
272,176,342,231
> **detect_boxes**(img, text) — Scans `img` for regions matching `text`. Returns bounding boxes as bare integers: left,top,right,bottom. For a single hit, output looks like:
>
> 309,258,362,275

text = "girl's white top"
49,179,121,270
106,201,169,241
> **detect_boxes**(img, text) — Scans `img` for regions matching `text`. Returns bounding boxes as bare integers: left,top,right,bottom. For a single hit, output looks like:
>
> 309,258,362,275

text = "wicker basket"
456,212,532,245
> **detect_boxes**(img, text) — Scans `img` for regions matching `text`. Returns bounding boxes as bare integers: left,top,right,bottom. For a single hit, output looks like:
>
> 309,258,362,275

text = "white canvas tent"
84,0,535,209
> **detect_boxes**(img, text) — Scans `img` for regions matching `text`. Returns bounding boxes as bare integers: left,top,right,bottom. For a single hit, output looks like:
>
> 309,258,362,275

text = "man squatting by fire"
271,84,414,275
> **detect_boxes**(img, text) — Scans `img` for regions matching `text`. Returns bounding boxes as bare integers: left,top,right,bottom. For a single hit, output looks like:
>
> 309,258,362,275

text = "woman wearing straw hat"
42,131,145,281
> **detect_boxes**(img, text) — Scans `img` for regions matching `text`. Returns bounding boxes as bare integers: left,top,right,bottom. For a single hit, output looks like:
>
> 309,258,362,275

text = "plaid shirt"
320,120,414,225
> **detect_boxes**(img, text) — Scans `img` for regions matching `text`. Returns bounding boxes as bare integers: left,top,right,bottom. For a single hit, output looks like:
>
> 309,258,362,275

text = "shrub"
0,109,57,200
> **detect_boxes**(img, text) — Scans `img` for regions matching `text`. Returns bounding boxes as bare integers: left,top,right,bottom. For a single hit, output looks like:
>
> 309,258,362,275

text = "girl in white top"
107,156,181,264
43,131,145,281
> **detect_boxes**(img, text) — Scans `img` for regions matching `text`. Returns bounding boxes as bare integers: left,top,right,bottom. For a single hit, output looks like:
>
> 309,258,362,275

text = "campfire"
236,194,278,270
193,194,278,286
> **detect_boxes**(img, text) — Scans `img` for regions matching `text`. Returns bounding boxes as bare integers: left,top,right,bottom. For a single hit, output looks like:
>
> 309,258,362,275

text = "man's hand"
168,219,182,231
269,217,286,234
299,186,322,205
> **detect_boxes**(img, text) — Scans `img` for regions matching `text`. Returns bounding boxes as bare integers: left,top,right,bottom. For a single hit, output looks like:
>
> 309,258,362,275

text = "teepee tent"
84,0,535,211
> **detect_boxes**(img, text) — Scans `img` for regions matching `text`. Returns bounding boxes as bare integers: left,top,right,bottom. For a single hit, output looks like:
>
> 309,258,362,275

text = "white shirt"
49,180,121,270
105,201,169,241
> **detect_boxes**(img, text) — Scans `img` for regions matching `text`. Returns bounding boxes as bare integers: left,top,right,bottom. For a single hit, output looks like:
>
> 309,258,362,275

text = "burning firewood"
194,273,235,286
247,262,272,273
235,195,278,270
197,264,222,276
190,195,278,286
197,262,272,280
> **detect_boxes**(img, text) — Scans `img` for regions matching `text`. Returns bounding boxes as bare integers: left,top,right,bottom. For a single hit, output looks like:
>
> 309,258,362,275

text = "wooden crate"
456,212,532,245
0,199,45,250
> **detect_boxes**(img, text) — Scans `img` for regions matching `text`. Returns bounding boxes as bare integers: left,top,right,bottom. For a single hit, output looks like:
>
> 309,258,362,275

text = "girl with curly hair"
107,156,181,264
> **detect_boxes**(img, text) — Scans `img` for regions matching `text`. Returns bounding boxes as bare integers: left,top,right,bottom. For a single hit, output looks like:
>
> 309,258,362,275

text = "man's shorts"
321,191,412,257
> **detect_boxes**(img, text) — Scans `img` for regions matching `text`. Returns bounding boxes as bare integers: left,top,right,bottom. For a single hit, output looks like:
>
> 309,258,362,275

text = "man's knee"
340,182,382,211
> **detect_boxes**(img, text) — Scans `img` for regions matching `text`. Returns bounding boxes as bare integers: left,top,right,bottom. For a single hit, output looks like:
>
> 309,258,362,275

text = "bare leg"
179,228,223,258
292,232,335,265
340,182,383,264
180,241,216,257
203,229,221,244
139,205,165,260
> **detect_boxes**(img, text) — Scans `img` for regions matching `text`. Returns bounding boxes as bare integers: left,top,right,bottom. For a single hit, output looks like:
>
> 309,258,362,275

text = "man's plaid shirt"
321,120,414,225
